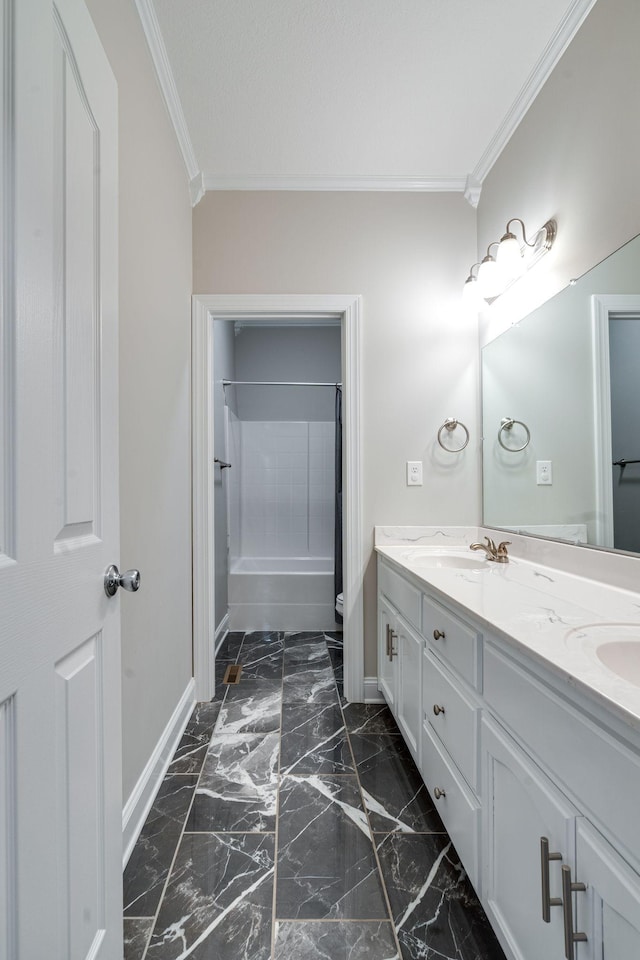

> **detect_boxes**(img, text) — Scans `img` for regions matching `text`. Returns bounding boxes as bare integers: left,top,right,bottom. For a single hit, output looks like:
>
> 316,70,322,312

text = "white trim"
192,294,365,702
214,614,229,656
364,677,385,703
132,0,199,183
592,294,640,550
121,678,196,867
202,174,466,193
464,175,482,209
472,0,597,183
190,172,205,207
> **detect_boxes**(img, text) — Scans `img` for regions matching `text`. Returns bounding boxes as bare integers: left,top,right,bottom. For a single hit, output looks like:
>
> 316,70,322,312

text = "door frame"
191,293,364,702
592,294,640,548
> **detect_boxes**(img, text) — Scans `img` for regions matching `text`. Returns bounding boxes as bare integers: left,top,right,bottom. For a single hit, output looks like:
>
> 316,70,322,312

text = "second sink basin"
565,623,640,687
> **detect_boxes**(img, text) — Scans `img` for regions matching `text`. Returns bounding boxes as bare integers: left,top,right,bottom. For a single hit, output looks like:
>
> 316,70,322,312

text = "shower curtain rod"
222,379,342,387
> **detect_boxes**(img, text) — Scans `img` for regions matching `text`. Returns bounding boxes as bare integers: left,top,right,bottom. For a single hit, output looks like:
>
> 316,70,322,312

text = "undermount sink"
565,623,640,687
410,553,486,571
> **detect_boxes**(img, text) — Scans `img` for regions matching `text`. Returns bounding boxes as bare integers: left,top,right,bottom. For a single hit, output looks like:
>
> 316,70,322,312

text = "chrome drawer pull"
389,628,397,661
540,837,563,922
561,865,587,959
433,704,445,716
433,787,446,800
385,623,391,658
433,629,445,640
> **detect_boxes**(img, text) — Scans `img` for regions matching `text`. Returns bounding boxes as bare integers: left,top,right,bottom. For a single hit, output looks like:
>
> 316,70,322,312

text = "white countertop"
376,539,640,734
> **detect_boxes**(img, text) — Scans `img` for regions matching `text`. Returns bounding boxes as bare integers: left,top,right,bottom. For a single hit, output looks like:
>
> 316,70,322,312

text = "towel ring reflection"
498,417,530,452
437,418,470,453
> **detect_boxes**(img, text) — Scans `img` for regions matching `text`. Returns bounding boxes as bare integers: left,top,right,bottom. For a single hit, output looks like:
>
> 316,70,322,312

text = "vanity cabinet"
376,553,640,960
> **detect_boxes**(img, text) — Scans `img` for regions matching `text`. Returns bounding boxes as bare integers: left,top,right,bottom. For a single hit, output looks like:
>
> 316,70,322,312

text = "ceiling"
142,0,596,199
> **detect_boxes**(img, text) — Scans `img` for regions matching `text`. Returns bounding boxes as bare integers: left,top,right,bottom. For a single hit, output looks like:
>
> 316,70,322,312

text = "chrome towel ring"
498,417,530,452
437,418,470,453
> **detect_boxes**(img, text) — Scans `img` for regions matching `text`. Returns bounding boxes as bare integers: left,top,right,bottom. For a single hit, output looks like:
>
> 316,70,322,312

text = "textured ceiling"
150,0,589,183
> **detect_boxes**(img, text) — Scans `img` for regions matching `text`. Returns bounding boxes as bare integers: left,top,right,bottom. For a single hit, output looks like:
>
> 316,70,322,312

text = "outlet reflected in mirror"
482,233,640,555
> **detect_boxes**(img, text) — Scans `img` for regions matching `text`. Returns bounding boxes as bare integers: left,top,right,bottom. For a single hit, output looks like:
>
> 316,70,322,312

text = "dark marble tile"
217,631,244,661
280,704,354,774
283,664,339,705
238,644,284,680
167,702,220,774
187,732,279,833
377,834,506,960
214,659,234,692
276,775,388,920
342,703,400,736
215,679,282,733
283,631,327,647
123,776,198,917
124,918,154,960
283,639,332,673
241,630,284,652
349,735,444,834
323,630,344,650
274,920,399,959
147,833,274,960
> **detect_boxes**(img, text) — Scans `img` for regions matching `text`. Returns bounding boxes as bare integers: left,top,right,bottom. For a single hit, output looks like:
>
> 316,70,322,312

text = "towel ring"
437,418,470,453
498,417,530,452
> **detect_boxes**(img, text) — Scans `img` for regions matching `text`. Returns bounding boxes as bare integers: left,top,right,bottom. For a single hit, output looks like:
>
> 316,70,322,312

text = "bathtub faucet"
469,536,510,563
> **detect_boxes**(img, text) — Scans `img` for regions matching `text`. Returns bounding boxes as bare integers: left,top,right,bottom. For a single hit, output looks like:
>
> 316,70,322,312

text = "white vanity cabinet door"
573,819,640,960
378,596,398,711
395,617,423,763
482,716,578,960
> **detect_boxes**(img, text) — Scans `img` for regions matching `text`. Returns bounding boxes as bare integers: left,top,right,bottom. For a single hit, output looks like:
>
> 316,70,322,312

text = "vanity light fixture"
464,216,557,304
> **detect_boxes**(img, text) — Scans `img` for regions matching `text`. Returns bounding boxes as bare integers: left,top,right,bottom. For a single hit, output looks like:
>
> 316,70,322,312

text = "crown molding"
464,175,482,209
190,172,205,206
472,0,598,184
201,174,467,193
133,0,200,182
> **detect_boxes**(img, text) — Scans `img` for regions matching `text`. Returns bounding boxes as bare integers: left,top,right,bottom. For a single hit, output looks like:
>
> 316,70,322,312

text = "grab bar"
214,458,231,469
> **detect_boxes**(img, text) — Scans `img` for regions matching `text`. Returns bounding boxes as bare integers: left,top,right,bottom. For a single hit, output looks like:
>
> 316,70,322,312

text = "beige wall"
193,192,478,674
86,0,193,801
478,0,640,345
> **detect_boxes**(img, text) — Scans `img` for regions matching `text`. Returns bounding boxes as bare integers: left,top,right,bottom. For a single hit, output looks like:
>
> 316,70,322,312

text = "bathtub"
228,556,338,631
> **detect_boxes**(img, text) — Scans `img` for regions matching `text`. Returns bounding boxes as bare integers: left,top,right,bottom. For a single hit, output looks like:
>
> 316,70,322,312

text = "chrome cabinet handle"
540,837,563,922
561,865,587,959
433,629,445,640
389,628,397,661
433,704,445,716
385,623,391,658
104,564,141,598
433,787,446,800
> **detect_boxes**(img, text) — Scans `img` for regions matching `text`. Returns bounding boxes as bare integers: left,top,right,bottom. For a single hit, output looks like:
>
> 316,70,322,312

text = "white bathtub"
228,556,338,630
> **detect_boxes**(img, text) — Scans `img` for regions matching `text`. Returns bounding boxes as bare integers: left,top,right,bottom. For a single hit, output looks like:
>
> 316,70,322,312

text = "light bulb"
497,234,525,279
462,274,482,307
477,256,505,299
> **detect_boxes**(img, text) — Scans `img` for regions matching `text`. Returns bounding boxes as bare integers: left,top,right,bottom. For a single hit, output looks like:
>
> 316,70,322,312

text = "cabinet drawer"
484,642,640,863
422,595,481,689
421,722,480,890
423,648,479,790
378,559,421,630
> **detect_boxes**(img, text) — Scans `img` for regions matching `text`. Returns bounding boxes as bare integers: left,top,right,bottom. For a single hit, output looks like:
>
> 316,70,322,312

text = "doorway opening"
192,295,364,703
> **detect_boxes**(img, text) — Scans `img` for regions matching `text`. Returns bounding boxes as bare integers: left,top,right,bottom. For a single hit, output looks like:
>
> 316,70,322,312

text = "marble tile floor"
123,630,506,960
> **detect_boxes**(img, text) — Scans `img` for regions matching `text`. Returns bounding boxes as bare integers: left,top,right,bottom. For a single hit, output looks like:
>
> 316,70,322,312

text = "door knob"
104,564,141,597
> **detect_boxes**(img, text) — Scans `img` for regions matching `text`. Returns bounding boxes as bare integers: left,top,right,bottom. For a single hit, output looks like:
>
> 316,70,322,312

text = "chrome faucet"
470,536,511,563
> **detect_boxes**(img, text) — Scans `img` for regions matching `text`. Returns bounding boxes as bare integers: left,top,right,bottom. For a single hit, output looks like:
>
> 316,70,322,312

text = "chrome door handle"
561,865,587,959
540,837,563,922
104,564,141,597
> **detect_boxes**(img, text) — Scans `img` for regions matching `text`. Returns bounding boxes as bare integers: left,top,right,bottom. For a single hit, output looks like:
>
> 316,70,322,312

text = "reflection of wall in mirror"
482,234,640,548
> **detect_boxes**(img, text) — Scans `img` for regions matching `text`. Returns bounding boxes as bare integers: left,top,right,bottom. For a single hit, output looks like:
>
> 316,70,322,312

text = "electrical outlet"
407,461,423,486
536,460,553,485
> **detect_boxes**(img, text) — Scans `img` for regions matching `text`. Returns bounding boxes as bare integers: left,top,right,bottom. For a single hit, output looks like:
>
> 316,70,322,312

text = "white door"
0,0,122,957
396,617,422,762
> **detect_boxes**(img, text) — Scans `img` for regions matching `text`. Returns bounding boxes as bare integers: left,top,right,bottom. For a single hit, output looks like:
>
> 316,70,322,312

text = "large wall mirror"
482,232,640,555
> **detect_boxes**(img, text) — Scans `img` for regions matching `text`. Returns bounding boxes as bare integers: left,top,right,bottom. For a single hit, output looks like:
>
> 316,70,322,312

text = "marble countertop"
375,530,640,735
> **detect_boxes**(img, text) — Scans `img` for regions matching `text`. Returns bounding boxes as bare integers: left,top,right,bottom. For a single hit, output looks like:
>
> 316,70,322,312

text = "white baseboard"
363,676,384,703
122,677,196,868
214,614,229,655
